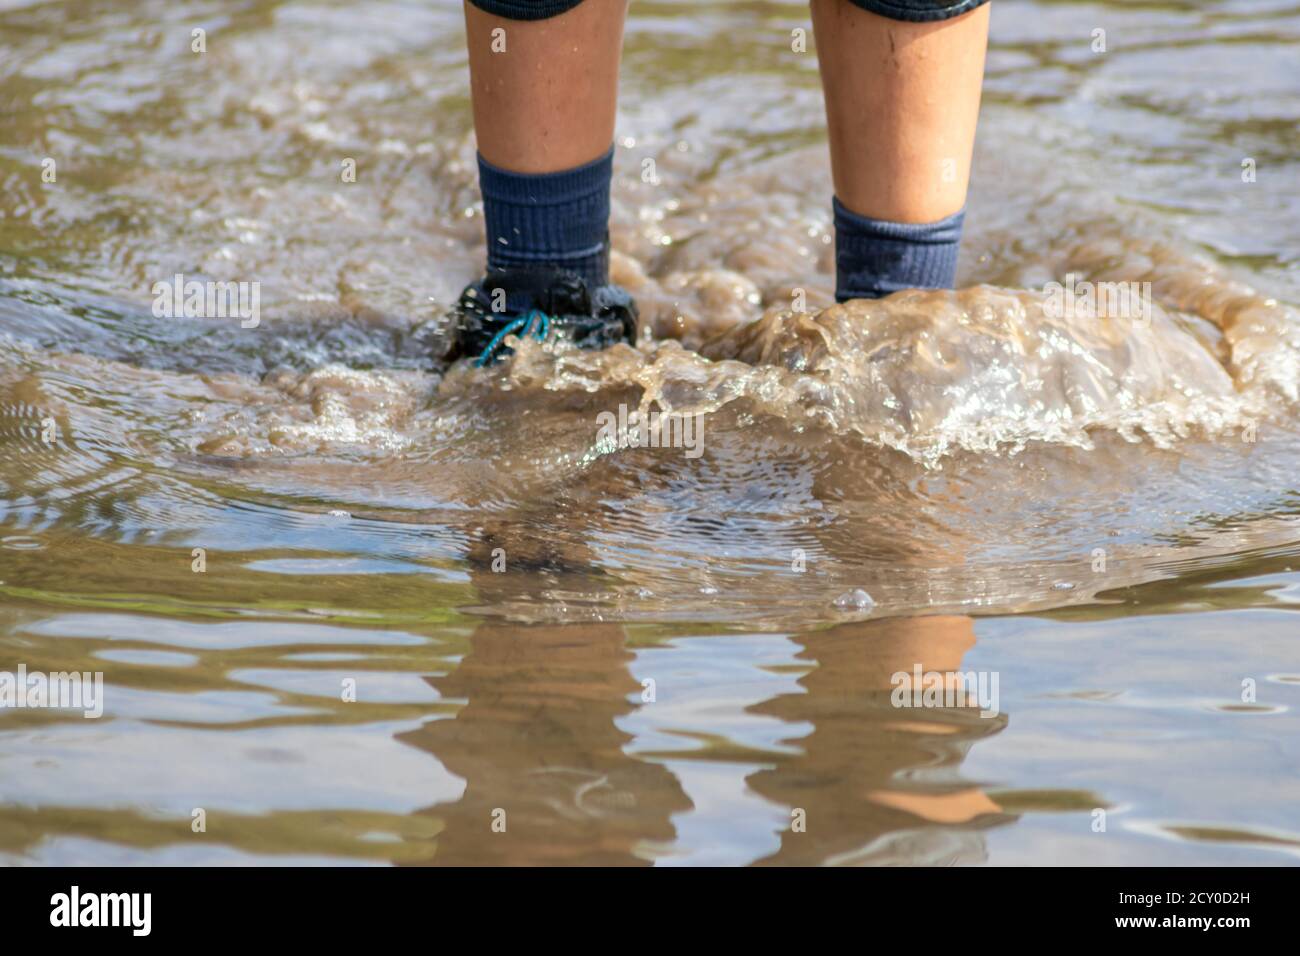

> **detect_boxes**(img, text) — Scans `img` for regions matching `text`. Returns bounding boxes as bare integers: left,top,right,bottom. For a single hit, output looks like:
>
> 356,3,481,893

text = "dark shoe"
445,267,638,366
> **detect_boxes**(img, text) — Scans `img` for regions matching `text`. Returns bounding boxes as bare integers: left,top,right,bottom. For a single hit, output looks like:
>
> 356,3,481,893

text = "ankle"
833,197,966,302
478,146,614,288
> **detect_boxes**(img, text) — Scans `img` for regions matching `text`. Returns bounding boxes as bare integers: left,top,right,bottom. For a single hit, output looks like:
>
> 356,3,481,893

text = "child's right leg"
451,1,635,364
465,1,624,177
464,0,627,286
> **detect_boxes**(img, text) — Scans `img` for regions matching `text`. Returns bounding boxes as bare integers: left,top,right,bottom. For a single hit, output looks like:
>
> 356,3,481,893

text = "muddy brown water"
1,0,1298,864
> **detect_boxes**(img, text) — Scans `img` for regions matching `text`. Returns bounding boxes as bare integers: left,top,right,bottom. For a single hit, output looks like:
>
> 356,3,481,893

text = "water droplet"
833,588,875,610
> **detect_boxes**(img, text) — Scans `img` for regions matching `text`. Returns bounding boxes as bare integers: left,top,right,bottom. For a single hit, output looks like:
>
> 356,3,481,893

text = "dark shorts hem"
467,0,587,21
846,0,990,23
468,0,989,24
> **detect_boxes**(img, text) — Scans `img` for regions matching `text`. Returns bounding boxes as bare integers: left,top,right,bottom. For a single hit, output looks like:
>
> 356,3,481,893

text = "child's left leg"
812,0,990,301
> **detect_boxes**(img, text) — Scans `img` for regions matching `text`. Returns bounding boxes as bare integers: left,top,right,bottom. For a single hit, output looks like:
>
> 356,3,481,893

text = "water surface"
1,0,1298,865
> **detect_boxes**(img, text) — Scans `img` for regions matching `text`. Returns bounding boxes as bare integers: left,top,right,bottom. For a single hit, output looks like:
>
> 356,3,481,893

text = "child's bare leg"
465,1,627,174
813,0,989,223
811,0,990,300
451,2,637,364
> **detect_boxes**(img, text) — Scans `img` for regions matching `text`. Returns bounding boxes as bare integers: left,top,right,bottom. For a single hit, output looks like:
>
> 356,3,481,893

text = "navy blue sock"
833,197,965,302
477,146,613,289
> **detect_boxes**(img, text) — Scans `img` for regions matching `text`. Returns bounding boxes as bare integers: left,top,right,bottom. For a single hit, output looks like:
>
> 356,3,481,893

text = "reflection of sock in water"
833,197,965,302
477,147,613,288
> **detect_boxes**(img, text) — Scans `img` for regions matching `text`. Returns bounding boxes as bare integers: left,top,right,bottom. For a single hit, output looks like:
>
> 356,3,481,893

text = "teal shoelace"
474,308,551,367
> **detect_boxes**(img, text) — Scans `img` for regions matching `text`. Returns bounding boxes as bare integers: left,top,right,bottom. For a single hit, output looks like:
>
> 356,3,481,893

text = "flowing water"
1,0,1299,865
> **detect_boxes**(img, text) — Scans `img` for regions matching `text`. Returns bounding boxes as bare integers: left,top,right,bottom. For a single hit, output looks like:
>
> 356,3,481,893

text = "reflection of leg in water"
398,522,690,865
747,615,1013,865
458,506,622,619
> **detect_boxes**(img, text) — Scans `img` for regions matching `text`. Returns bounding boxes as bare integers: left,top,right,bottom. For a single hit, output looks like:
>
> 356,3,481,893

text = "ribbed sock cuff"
478,146,613,288
833,197,965,302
